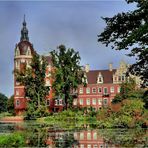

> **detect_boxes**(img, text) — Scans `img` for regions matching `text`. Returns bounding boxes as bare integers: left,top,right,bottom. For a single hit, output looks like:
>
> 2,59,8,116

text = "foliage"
15,51,50,119
0,93,8,113
0,112,12,119
98,0,148,87
142,90,148,109
112,78,144,103
0,132,26,147
7,95,15,115
99,128,147,147
50,45,86,109
97,99,147,128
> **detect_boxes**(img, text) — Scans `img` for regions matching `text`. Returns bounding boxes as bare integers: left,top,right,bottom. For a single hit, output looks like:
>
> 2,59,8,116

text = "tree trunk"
37,93,40,109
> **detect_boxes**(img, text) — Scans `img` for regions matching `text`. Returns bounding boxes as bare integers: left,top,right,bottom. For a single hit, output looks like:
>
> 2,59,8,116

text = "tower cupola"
20,15,29,41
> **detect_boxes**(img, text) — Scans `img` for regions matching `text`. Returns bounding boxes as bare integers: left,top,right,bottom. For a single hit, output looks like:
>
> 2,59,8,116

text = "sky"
0,0,136,97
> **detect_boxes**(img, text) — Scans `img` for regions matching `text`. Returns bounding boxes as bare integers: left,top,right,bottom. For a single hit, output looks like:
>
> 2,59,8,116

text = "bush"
96,99,147,128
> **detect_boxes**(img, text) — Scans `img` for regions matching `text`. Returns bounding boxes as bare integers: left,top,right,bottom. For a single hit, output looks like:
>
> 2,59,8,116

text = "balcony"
102,93,110,97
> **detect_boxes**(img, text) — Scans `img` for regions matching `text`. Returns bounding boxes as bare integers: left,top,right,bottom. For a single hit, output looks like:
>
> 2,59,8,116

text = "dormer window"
82,74,88,84
15,47,20,56
97,72,103,83
26,47,31,55
118,76,121,81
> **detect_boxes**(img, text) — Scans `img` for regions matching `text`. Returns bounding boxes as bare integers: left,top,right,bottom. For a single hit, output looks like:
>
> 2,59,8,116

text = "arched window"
15,60,20,69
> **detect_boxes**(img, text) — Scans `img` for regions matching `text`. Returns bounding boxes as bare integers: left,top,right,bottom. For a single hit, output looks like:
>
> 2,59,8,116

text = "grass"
0,112,13,119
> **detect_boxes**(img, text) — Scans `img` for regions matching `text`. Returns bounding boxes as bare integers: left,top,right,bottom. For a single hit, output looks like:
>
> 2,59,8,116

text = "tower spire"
20,15,29,41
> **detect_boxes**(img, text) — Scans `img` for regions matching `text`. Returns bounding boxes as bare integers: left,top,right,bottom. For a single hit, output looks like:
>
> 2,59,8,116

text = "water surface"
0,122,147,147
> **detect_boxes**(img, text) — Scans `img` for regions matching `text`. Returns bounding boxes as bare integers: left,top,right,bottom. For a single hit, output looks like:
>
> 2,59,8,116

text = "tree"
7,95,15,115
142,90,148,109
98,0,148,87
15,51,50,119
0,93,8,113
50,45,86,110
112,78,144,103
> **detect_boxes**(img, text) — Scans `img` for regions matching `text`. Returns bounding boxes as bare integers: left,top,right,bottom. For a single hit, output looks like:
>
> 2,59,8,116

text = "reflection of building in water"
46,129,73,147
73,130,118,148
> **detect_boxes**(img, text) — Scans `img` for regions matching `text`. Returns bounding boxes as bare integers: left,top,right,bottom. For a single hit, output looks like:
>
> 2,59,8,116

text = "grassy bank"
37,99,148,128
0,112,13,119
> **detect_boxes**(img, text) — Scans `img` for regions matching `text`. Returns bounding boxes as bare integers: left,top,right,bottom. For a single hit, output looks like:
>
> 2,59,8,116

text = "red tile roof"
86,69,116,84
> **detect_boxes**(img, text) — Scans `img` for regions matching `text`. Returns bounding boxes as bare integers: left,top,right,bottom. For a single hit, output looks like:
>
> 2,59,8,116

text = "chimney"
109,63,113,71
85,64,90,73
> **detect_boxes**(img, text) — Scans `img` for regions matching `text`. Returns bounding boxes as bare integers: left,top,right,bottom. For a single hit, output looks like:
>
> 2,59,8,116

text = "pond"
0,122,147,147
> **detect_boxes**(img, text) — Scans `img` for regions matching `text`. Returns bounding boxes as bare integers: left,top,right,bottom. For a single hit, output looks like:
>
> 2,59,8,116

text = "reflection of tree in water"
25,124,79,147
25,126,48,147
99,129,147,147
1,123,147,147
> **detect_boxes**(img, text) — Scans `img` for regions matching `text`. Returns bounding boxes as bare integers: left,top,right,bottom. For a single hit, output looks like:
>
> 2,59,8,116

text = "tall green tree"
15,51,50,119
0,93,8,113
7,95,14,115
50,45,86,110
142,90,148,109
98,0,148,87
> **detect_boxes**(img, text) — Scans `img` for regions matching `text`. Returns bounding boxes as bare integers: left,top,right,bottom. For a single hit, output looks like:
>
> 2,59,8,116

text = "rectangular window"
122,75,125,81
86,87,90,94
110,87,114,93
79,98,83,105
80,145,85,148
46,100,50,106
74,133,78,139
93,145,98,148
98,87,102,93
98,98,102,105
103,98,108,105
80,132,84,140
55,100,60,105
59,100,63,105
117,87,120,93
118,76,121,81
79,88,83,94
87,132,91,140
92,88,96,93
104,87,108,94
93,132,97,140
16,90,19,96
16,100,20,106
86,98,90,105
73,99,77,105
92,98,96,105
46,80,51,86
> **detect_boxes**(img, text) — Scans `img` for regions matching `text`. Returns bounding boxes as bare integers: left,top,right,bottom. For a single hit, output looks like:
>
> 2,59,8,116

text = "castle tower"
14,16,35,115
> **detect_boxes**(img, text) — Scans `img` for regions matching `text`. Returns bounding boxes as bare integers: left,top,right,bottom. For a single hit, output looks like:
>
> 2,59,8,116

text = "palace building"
14,18,141,115
73,62,131,110
14,17,64,115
